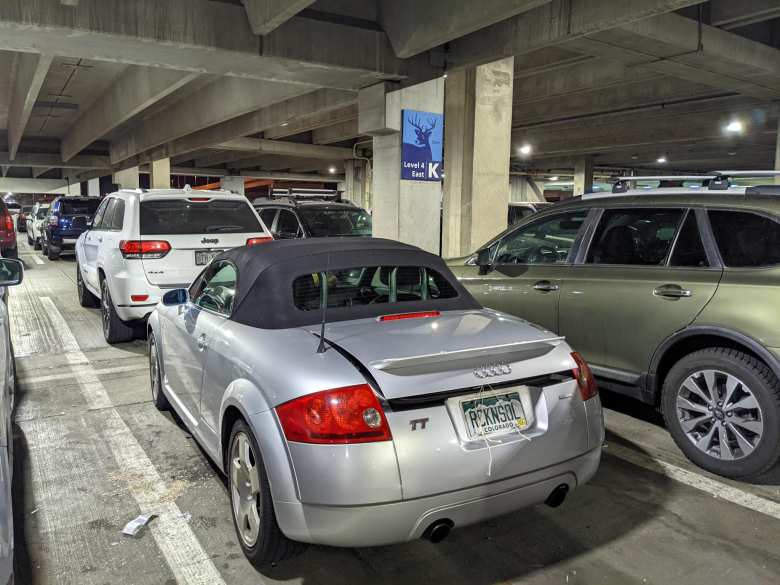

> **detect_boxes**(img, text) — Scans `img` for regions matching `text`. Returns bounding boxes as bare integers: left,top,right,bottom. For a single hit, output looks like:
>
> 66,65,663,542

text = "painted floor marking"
39,296,228,585
607,442,780,521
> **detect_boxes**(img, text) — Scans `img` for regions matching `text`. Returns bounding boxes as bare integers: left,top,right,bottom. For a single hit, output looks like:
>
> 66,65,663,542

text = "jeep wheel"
33,237,41,251
662,348,780,479
100,279,134,344
76,263,99,308
47,245,60,261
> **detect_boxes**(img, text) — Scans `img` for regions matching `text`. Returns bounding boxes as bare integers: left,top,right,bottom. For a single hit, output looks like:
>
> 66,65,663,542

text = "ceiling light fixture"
328,167,337,174
518,144,532,156
724,120,743,134
656,156,667,164
549,176,559,181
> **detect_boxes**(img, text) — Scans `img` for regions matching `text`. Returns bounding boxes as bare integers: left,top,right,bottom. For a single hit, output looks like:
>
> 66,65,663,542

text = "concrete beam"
0,167,7,178
264,104,357,140
32,167,55,178
62,67,199,162
194,150,250,168
240,170,343,182
711,0,780,30
568,13,780,99
0,152,109,169
0,178,69,194
8,53,54,160
313,119,360,144
216,138,353,160
0,0,415,90
381,0,549,58
141,89,356,162
241,0,315,35
109,78,310,165
446,0,702,70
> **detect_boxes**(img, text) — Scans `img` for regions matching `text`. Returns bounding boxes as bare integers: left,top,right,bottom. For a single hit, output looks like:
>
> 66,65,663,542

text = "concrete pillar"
220,176,245,195
113,166,140,189
510,175,544,203
574,157,594,197
775,116,780,185
150,158,171,189
359,78,444,254
344,159,370,208
87,177,100,197
442,57,514,259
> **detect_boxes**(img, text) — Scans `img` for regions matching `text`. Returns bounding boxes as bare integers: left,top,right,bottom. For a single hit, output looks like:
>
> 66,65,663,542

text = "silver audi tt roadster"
147,238,604,567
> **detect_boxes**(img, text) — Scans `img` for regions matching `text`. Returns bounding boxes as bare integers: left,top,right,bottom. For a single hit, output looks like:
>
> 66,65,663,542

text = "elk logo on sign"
401,109,443,182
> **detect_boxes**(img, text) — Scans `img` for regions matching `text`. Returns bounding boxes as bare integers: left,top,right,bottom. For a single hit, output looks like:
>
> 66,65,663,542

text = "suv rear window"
297,207,372,237
60,199,101,215
293,265,458,311
140,199,262,235
709,210,780,267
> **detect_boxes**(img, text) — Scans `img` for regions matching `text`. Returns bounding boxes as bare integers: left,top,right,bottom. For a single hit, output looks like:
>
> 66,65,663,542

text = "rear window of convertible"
293,266,458,311
140,199,262,235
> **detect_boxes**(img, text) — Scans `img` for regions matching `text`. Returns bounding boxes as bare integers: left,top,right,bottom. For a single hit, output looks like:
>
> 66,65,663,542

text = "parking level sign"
401,109,443,181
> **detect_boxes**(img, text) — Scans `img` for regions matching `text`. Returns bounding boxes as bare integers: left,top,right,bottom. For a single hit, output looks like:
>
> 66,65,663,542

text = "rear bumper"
274,446,601,547
109,271,164,322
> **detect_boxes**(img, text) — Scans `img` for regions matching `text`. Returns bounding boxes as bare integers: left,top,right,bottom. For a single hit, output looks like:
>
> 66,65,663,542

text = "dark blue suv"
42,197,101,260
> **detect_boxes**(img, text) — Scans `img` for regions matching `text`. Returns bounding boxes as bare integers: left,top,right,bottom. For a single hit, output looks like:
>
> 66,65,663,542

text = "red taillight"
571,352,598,401
246,236,273,246
3,213,13,232
130,294,149,302
276,384,392,444
119,240,171,259
378,311,441,322
187,197,211,202
48,214,58,227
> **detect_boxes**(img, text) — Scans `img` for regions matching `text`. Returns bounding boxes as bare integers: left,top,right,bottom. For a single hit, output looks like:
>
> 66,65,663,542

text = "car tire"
148,333,169,411
4,247,17,260
100,279,134,344
227,419,306,567
41,238,48,256
33,237,41,251
76,263,99,308
47,245,60,261
662,347,780,479
26,233,32,246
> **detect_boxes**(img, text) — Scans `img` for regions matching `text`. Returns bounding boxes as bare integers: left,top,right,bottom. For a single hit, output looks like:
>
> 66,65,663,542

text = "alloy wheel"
101,283,111,338
149,340,159,401
676,369,764,461
230,431,262,548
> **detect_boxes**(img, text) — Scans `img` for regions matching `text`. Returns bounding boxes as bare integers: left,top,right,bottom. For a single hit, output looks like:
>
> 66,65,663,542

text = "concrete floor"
8,237,780,585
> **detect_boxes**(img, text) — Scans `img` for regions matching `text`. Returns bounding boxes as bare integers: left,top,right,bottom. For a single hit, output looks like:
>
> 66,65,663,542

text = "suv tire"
47,244,60,261
4,247,17,260
662,347,780,479
76,263,99,308
227,419,305,567
41,238,48,256
100,279,134,344
26,233,32,246
148,334,169,410
33,237,41,251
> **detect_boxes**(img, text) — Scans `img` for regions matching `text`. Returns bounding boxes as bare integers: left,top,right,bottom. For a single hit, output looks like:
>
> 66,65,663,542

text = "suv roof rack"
610,171,780,194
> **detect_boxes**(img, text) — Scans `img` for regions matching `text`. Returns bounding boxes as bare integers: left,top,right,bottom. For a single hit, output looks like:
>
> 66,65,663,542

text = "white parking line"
24,254,45,265
607,442,780,521
19,362,147,385
39,297,227,585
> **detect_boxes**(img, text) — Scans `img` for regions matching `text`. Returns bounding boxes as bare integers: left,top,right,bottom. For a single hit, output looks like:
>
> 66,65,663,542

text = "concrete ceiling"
0,0,776,186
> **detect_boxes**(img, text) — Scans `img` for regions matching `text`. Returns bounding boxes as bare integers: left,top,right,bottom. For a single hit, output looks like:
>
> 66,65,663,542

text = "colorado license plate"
195,250,221,265
460,391,528,440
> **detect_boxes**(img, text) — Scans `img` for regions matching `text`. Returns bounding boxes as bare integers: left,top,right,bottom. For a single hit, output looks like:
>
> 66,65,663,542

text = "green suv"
449,186,780,479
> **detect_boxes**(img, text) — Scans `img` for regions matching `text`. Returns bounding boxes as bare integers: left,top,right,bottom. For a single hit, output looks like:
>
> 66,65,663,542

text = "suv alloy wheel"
662,348,780,479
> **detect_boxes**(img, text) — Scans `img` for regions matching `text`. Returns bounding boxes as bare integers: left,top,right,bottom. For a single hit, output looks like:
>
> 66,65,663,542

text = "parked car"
508,201,553,226
0,257,24,585
0,201,17,260
449,181,780,479
27,203,50,250
16,205,32,232
76,188,271,343
41,197,101,260
148,238,603,567
253,198,372,238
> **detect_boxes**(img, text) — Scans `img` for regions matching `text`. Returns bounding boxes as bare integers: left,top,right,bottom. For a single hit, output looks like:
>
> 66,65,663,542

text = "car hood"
305,309,572,399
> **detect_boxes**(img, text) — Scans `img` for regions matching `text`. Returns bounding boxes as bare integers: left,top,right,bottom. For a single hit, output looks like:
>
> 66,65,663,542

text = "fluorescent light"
328,167,337,174
724,120,743,134
442,73,448,79
518,144,532,156
656,156,668,164
280,121,289,127
549,176,559,181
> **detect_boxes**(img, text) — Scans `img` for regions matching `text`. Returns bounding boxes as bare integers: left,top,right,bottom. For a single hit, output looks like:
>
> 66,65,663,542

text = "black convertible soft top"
216,238,481,329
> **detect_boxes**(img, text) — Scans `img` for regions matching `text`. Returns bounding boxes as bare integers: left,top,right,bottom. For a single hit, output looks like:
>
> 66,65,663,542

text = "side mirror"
476,248,493,275
162,288,189,306
0,258,23,287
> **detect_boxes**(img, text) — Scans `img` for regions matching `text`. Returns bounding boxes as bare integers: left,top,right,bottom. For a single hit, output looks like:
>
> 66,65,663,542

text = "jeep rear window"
293,266,458,311
708,210,780,267
60,199,101,215
140,199,263,235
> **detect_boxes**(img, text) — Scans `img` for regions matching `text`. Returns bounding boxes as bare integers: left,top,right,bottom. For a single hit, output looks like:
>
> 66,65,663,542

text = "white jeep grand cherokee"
75,188,272,343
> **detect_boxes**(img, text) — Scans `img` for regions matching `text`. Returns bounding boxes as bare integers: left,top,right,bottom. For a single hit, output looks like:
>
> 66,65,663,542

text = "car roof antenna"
316,253,330,354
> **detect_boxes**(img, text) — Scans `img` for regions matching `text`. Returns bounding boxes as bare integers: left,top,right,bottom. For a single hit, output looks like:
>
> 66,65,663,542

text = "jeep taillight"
276,384,392,444
246,236,273,246
571,352,598,401
48,214,59,227
119,240,171,259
